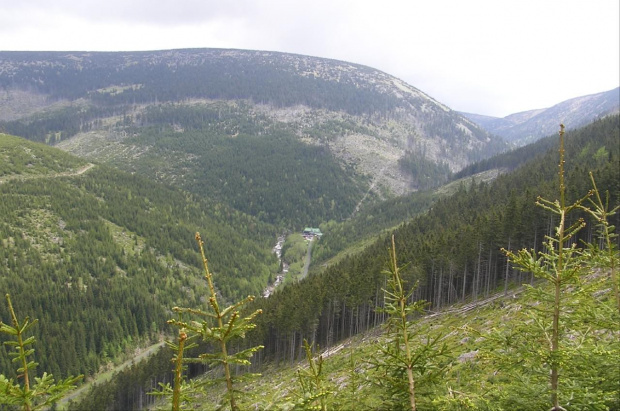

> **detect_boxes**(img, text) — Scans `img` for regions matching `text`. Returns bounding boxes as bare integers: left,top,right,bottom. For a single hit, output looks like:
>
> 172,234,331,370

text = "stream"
262,234,287,298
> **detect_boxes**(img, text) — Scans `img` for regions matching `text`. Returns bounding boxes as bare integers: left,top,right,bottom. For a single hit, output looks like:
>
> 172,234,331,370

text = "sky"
1,0,618,117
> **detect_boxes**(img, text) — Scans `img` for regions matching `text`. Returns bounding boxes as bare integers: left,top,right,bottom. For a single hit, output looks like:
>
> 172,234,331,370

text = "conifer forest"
0,49,618,410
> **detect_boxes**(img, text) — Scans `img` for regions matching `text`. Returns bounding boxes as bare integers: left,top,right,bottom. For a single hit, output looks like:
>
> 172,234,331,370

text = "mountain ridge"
0,48,507,215
461,86,619,145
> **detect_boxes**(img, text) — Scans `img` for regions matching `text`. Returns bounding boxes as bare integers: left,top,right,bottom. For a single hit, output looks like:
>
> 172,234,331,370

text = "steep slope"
214,273,618,409
0,49,507,225
68,116,620,410
462,87,619,145
248,115,619,368
0,133,279,379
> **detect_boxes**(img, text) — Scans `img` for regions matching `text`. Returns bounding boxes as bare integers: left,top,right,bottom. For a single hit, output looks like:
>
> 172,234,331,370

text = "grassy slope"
197,271,617,410
0,133,87,178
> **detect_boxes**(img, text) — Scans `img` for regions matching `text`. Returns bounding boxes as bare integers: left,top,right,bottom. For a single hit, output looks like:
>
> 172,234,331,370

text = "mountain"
462,87,620,145
0,133,279,379
68,115,620,410
248,114,619,361
0,49,507,227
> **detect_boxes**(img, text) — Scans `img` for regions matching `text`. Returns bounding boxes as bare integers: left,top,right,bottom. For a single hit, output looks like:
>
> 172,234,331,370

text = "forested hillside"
98,103,366,227
0,49,507,226
249,115,619,364
0,133,279,380
67,116,619,410
311,189,436,266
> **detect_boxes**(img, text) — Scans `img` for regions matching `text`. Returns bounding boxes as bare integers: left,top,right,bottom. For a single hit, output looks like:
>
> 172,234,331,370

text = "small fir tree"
582,171,620,315
369,235,449,410
497,124,619,409
285,339,331,411
0,294,82,411
153,232,263,411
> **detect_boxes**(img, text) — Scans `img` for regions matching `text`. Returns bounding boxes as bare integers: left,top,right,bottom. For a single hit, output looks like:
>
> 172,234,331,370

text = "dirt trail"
0,163,95,184
57,340,165,408
350,166,386,218
301,239,313,279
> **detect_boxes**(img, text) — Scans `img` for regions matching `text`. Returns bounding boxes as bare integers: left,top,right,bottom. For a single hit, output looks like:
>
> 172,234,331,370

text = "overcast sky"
1,0,618,117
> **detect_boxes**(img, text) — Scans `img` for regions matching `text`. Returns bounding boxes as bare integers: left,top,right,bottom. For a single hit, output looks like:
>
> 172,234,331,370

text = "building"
302,227,322,240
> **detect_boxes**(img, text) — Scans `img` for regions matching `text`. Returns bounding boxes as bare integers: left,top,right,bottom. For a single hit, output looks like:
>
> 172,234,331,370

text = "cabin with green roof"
302,227,322,239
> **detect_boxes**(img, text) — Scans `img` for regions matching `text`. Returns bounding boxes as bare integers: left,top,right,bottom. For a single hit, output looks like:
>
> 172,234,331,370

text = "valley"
461,86,619,146
0,48,618,410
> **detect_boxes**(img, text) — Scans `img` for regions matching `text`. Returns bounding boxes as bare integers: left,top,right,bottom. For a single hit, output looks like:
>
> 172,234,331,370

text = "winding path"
0,163,95,184
57,341,165,408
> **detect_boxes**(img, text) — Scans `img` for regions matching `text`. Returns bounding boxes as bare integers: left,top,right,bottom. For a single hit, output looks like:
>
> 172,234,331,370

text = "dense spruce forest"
118,103,366,227
64,116,619,410
0,133,280,380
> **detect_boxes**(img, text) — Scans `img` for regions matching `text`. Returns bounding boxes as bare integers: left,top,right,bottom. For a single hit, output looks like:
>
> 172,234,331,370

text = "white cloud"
0,0,618,116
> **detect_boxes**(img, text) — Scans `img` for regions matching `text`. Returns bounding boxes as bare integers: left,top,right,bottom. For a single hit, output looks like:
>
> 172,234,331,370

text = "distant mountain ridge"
0,49,457,117
0,49,506,217
462,87,620,145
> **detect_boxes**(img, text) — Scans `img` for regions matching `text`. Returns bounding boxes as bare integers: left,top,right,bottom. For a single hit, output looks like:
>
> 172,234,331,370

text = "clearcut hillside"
0,49,507,227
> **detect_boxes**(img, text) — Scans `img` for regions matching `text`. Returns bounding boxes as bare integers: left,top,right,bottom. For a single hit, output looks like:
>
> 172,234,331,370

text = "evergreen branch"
220,295,256,318
173,306,217,319
0,295,81,410
535,197,561,214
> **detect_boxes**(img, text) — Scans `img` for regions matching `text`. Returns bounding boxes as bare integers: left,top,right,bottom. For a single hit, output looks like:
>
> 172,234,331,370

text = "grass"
14,208,67,262
191,271,617,410
192,290,509,408
0,133,88,179
102,219,146,257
